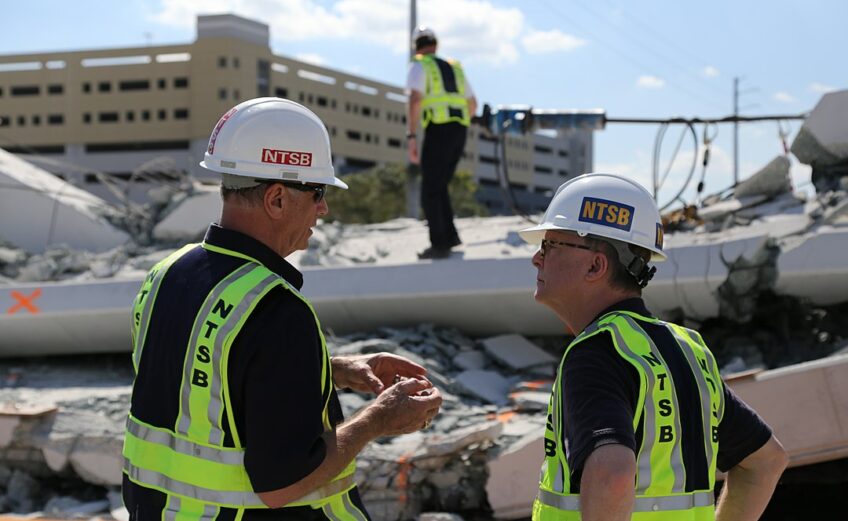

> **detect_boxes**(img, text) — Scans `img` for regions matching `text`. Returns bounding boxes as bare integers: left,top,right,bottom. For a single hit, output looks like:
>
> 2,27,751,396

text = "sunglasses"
256,179,326,203
539,238,593,258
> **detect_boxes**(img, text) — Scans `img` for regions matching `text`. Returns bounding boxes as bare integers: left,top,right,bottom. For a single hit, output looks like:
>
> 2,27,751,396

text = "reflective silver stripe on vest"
134,248,190,371
124,457,265,507
205,271,279,446
633,491,715,511
537,488,713,512
605,322,658,493
669,326,719,478
164,495,179,521
126,416,245,465
176,262,257,441
619,315,687,494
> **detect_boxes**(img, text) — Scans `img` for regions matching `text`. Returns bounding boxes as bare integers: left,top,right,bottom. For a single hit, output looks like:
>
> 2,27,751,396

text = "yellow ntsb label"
578,197,634,231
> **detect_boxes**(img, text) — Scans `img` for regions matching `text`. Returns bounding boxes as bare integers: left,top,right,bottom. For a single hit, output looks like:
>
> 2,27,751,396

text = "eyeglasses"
281,182,326,203
256,179,326,203
539,238,593,258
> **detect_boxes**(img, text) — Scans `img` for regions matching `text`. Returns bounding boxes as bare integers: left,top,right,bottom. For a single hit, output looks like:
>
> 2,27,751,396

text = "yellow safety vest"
533,311,725,521
123,242,357,517
414,53,471,128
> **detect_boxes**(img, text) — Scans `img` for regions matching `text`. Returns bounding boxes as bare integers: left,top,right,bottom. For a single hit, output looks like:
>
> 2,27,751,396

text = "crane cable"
696,122,719,205
494,119,537,224
652,121,699,212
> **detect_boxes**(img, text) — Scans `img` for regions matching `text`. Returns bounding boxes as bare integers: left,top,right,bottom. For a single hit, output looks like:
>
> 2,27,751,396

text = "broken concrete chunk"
454,370,512,405
418,513,465,521
481,334,558,369
509,391,550,412
453,350,488,371
424,421,503,457
486,433,545,520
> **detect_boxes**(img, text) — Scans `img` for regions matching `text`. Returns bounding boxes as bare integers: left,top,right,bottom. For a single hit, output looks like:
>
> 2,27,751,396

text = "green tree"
327,163,487,224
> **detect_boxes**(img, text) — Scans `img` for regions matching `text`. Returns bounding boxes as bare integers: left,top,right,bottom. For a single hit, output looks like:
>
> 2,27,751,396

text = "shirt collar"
591,297,654,325
203,224,304,290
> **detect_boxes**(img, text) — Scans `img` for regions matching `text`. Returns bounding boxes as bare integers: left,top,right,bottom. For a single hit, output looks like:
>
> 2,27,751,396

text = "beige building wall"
0,14,593,213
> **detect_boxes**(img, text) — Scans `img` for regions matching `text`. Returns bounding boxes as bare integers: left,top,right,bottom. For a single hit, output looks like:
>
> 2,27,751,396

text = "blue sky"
3,0,846,205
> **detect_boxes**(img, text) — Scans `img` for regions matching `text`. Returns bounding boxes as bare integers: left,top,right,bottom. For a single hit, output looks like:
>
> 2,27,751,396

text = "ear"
263,183,286,219
585,251,609,283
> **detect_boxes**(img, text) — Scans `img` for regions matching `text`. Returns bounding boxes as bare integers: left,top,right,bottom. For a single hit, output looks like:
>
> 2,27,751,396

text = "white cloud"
809,82,837,94
637,75,665,88
773,91,795,103
295,53,326,66
702,66,719,78
149,0,563,67
521,30,585,54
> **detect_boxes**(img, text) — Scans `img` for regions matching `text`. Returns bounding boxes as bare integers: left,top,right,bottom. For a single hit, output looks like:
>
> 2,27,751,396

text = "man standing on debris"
520,173,788,521
406,26,477,260
122,97,442,520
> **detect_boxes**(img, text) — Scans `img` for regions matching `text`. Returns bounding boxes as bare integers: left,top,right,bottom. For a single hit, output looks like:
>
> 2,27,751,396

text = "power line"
534,0,727,112
567,0,728,106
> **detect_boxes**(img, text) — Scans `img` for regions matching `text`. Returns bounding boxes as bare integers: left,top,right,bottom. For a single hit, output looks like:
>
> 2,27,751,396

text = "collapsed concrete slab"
791,89,848,168
0,148,129,254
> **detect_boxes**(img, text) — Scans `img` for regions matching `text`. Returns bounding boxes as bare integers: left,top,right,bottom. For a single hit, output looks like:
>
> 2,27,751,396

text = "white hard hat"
519,173,666,262
200,97,348,189
412,26,437,44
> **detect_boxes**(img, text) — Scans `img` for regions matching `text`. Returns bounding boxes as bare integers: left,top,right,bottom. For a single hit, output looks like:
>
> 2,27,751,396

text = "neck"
557,288,639,335
219,204,292,258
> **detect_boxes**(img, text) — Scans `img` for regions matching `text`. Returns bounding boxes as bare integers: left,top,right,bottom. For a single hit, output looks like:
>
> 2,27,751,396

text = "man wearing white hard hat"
521,173,787,521
122,98,442,520
406,26,477,259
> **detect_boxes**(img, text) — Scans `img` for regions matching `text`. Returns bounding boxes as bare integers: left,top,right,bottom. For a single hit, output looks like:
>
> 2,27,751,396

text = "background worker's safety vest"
414,53,471,128
533,311,725,521
122,243,356,515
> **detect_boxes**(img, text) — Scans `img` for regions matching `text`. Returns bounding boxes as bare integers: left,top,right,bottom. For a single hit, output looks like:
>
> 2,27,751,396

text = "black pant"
420,122,467,249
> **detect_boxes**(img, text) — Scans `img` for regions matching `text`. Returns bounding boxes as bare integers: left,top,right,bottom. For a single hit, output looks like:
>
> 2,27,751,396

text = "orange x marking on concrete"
7,288,42,315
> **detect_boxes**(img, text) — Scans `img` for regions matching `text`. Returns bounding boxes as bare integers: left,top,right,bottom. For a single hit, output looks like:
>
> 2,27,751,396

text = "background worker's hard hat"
519,173,667,261
412,26,437,48
200,97,348,189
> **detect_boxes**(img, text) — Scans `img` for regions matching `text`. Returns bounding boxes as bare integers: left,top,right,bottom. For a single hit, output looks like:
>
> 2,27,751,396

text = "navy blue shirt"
124,225,353,520
560,298,772,491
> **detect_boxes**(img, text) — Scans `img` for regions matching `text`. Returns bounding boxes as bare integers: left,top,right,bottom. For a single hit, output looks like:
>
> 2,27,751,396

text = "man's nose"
532,248,543,268
317,196,329,217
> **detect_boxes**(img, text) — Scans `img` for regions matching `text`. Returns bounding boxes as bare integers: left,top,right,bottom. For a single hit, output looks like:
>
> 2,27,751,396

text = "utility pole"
733,76,739,186
406,0,419,218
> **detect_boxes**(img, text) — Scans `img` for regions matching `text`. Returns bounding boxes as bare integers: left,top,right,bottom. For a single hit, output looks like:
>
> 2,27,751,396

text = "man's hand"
332,353,428,394
408,139,420,165
366,377,443,435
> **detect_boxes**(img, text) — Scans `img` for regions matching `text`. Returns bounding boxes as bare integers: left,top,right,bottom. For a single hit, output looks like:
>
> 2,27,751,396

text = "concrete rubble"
2,309,848,519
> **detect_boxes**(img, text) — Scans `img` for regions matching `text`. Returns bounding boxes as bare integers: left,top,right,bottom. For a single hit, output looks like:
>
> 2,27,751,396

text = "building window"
82,82,91,93
98,81,112,93
0,87,3,97
275,87,288,98
219,88,228,100
317,96,328,107
0,116,9,127
174,108,189,119
346,130,362,141
158,109,167,120
157,78,166,89
11,85,40,96
174,77,189,88
83,113,92,124
142,110,151,121
308,94,314,104
534,165,553,174
99,112,119,123
233,57,240,68
362,107,372,117
558,149,569,157
47,84,64,95
388,138,401,148
331,127,337,136
558,169,569,177
119,80,150,91
365,134,371,143
256,60,269,97
17,116,26,126
126,111,135,122
32,115,41,126
233,89,240,100
534,145,553,154
218,56,227,68
47,114,64,125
